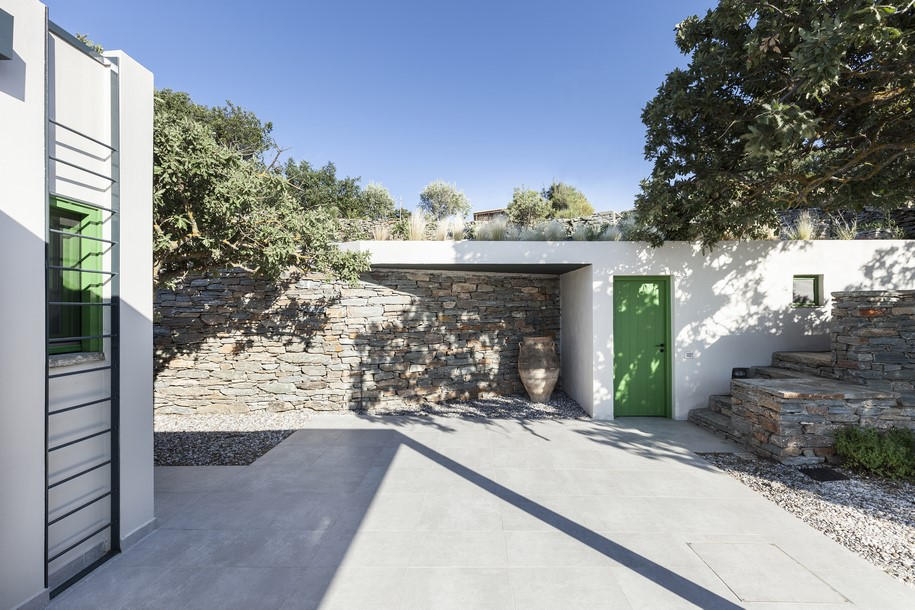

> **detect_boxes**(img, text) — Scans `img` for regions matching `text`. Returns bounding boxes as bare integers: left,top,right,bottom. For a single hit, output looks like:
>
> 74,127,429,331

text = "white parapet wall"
341,239,915,420
0,1,153,607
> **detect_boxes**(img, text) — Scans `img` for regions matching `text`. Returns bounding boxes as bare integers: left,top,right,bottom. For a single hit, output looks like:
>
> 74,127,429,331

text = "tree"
283,160,366,218
153,91,369,283
542,182,594,218
636,0,915,247
360,183,397,219
156,89,275,161
506,188,551,226
418,181,471,219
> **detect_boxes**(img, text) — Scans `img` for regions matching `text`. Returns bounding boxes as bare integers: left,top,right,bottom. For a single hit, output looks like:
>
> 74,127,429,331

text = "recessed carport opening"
363,262,591,414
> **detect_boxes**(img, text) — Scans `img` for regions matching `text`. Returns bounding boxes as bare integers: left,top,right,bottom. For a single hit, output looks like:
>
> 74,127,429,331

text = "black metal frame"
44,32,121,596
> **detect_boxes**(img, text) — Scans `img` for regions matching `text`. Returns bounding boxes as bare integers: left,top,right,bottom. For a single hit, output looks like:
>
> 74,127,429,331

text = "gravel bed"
701,452,915,587
155,411,314,466
367,391,588,419
155,394,585,465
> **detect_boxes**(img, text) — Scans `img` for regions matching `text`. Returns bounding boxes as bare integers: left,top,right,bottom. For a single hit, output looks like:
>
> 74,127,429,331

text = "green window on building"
49,197,103,354
792,275,822,308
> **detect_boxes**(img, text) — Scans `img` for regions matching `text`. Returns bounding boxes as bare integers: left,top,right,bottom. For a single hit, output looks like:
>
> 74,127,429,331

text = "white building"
0,1,153,607
342,239,915,420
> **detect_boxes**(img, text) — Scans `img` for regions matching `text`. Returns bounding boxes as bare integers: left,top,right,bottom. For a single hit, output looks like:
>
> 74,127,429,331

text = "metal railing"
45,109,121,596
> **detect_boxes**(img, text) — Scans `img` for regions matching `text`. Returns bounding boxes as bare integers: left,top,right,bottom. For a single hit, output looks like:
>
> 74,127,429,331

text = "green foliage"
542,182,594,219
419,181,471,220
360,183,397,220
156,89,275,160
75,33,103,54
507,188,551,227
284,160,366,218
153,91,369,284
835,427,915,480
637,1,915,247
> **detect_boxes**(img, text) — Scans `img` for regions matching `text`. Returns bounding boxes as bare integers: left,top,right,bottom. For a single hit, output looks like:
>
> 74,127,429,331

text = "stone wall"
728,378,903,465
831,290,915,408
154,269,560,414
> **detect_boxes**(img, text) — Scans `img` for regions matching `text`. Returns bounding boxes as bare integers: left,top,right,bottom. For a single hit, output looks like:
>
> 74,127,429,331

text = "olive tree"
506,188,551,227
418,181,471,219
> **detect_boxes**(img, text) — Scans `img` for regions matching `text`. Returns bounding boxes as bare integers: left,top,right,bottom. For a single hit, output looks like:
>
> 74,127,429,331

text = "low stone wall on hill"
154,269,560,414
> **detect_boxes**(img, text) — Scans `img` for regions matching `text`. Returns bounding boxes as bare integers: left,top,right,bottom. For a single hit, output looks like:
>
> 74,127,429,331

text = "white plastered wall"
0,1,48,607
0,2,153,606
105,50,154,548
344,240,915,420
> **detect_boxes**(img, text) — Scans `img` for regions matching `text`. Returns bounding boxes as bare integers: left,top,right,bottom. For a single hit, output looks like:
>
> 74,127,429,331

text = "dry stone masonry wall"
154,269,559,414
831,290,915,408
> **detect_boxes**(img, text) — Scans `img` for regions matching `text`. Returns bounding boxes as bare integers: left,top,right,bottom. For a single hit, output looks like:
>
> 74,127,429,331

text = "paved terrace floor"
51,416,914,609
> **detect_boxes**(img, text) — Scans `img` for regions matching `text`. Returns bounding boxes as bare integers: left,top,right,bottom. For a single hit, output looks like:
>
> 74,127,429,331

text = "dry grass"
407,212,427,240
784,210,819,240
832,214,858,240
371,223,391,240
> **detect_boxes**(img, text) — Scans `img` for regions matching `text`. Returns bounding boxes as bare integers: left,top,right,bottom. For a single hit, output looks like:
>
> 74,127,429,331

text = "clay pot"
518,336,559,403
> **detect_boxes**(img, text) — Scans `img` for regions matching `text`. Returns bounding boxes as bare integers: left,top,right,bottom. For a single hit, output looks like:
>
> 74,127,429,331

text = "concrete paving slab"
689,542,847,603
50,414,915,609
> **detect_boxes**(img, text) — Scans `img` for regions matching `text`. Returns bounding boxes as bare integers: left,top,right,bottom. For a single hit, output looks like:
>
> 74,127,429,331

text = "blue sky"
46,0,715,213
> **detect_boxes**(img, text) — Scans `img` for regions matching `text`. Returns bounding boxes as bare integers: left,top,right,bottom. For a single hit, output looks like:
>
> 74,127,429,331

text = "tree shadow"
350,269,560,411
131,426,741,609
154,270,339,375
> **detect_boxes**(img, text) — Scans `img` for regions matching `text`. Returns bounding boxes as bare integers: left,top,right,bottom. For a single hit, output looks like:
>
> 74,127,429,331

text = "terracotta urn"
518,336,559,403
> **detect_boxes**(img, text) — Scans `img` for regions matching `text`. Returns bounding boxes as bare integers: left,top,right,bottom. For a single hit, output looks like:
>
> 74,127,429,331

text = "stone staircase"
688,350,902,464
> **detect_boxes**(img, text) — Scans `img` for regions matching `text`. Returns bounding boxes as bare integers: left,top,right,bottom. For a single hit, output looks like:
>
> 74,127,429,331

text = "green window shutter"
49,197,103,354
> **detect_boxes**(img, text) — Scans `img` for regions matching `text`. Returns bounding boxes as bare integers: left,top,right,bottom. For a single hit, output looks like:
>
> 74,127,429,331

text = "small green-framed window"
49,197,103,354
792,275,822,308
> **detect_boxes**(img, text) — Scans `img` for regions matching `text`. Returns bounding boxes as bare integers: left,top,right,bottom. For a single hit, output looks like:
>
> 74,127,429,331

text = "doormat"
798,466,849,482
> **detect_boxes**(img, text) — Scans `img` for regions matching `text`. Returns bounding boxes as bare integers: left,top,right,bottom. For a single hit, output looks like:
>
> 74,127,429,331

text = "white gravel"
155,393,586,466
702,452,915,587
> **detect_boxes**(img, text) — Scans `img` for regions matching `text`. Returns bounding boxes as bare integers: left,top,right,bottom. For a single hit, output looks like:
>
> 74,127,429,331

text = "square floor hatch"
688,542,847,603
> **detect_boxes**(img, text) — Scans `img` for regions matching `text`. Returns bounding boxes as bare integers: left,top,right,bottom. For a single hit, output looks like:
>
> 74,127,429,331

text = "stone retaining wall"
729,378,904,465
154,269,560,414
831,290,915,408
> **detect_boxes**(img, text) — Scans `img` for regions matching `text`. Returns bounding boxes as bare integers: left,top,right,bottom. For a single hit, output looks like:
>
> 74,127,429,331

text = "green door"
613,277,670,417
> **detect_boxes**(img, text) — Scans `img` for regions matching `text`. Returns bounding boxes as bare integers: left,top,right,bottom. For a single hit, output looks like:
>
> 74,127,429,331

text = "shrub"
474,216,513,240
835,427,915,480
572,224,603,241
541,220,567,241
599,224,623,241
518,225,545,241
391,215,409,240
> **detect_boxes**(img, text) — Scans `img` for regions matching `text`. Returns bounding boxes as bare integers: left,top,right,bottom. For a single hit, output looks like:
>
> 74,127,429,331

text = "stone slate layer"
154,269,560,414
831,290,915,409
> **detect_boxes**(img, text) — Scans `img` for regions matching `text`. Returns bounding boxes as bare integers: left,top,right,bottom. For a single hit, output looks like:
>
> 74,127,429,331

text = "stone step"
771,351,834,378
731,377,899,401
688,408,734,439
748,366,812,380
707,394,733,416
